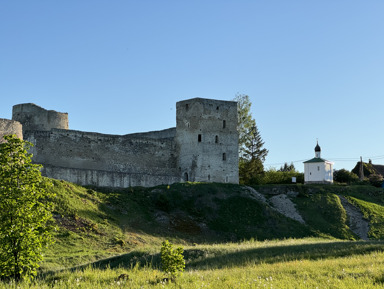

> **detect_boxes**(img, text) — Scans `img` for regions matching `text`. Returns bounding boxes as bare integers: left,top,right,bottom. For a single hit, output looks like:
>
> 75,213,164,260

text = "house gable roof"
352,162,384,177
372,164,384,176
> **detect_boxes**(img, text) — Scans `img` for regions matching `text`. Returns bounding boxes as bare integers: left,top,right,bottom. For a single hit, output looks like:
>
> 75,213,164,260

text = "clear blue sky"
1,1,383,172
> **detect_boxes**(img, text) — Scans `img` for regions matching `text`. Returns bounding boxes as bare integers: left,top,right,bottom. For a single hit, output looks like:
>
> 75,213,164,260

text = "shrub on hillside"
160,240,185,279
369,174,383,188
333,169,359,184
239,158,264,184
248,169,304,185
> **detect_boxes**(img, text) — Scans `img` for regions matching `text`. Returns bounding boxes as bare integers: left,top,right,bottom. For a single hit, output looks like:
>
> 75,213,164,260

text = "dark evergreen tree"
234,94,268,162
279,162,295,172
234,94,268,184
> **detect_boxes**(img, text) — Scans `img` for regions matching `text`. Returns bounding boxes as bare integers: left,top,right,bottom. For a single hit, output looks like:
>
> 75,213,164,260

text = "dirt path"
338,195,369,240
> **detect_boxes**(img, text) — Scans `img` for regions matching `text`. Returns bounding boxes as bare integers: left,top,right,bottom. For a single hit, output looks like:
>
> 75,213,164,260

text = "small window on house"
223,120,226,128
208,175,211,181
198,134,202,142
184,172,188,182
225,176,229,183
186,104,189,111
222,153,226,161
216,106,219,110
215,135,218,143
317,166,320,171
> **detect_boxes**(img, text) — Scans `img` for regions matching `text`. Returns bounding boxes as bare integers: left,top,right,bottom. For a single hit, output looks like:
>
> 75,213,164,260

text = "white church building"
303,142,333,184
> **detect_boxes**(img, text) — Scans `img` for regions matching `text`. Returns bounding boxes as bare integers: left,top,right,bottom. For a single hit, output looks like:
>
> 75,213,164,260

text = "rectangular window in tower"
317,166,320,171
198,134,202,142
186,104,189,111
222,153,226,161
215,135,218,143
223,120,226,128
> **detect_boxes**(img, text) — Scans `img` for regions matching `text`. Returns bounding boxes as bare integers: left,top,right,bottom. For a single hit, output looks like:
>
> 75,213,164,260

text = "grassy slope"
42,180,384,272
9,238,384,288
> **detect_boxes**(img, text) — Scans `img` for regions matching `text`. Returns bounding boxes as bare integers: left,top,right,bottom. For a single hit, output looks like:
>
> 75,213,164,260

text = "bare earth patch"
338,195,369,240
243,186,267,203
269,194,305,224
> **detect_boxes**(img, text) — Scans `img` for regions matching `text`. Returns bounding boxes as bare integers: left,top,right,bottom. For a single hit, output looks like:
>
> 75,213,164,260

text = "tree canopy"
279,162,296,172
234,94,268,184
333,169,359,184
234,94,268,162
0,135,54,281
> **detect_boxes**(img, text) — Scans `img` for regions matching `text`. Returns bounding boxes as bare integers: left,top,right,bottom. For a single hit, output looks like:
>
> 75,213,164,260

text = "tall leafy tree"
234,94,268,184
234,94,268,162
0,135,54,281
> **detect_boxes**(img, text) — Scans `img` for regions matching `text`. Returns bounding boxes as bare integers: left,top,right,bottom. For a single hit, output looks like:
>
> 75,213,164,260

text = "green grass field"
2,180,384,287
3,238,384,288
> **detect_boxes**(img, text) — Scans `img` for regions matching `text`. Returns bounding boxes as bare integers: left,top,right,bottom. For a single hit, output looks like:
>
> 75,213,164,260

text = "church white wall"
304,162,333,184
324,162,333,182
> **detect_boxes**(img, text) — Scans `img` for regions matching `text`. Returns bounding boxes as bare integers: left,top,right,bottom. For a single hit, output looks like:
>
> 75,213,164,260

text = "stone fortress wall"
1,98,239,188
0,118,23,143
13,103,68,133
25,128,179,187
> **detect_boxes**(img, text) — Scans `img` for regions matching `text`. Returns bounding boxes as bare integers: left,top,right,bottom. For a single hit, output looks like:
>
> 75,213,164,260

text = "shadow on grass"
69,240,384,272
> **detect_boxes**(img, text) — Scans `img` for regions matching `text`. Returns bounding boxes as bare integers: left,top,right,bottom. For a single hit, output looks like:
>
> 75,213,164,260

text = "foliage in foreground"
0,135,55,281
243,168,304,185
160,240,185,278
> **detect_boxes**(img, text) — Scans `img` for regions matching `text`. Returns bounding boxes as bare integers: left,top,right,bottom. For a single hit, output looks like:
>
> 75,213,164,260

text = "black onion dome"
315,142,321,152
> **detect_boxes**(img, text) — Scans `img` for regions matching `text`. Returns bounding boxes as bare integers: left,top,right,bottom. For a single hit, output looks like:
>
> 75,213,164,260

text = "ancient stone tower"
12,103,68,133
176,98,239,183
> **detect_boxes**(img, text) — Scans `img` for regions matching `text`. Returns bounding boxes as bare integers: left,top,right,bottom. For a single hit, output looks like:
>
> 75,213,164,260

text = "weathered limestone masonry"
0,118,23,143
1,98,239,187
13,103,68,133
176,98,238,184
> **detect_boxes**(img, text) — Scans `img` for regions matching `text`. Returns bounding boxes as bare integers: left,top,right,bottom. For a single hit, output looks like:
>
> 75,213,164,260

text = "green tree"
160,240,185,279
234,94,268,162
239,158,264,184
279,162,295,172
333,169,359,184
260,168,304,185
234,94,268,183
0,135,54,281
235,94,255,160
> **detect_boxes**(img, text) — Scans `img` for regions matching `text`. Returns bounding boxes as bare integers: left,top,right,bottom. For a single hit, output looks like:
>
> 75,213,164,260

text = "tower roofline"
176,97,237,105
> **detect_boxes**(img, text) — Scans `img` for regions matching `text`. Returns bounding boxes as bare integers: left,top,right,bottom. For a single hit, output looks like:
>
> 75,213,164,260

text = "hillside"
42,179,384,271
